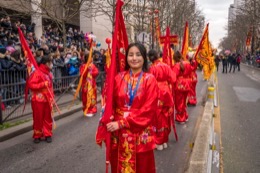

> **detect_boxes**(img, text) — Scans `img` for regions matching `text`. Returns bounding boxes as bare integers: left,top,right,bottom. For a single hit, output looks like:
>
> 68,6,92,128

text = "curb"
0,99,100,142
186,74,216,173
186,102,214,173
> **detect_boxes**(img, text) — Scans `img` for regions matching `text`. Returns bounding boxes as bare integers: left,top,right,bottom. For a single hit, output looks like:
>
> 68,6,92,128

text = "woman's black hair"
40,54,53,64
125,42,148,72
147,49,159,63
173,51,182,62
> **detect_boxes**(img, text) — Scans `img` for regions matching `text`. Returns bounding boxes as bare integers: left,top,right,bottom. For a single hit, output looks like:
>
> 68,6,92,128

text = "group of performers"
27,41,198,172
105,42,198,172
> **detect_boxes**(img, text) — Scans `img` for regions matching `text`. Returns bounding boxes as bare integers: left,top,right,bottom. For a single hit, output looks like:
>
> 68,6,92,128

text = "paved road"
218,64,260,173
0,73,206,173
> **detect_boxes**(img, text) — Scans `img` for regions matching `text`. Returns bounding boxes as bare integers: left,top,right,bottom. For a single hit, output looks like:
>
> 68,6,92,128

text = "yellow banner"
194,24,211,66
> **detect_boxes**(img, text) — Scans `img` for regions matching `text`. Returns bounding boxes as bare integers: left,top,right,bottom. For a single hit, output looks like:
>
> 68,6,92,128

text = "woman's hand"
106,122,119,132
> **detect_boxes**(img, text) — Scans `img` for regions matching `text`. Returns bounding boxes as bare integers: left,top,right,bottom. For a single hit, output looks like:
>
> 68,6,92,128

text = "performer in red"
148,49,176,150
28,55,54,143
80,53,99,117
106,43,158,173
172,51,192,124
188,54,198,106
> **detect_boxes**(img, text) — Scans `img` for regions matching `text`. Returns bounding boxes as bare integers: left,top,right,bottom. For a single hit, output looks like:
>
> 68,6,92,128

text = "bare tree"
220,0,260,53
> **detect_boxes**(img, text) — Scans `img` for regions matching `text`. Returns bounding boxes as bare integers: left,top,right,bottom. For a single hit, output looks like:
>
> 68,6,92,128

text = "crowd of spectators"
0,16,106,108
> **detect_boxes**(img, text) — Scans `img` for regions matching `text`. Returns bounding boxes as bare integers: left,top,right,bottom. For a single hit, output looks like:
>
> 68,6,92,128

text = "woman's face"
127,46,144,72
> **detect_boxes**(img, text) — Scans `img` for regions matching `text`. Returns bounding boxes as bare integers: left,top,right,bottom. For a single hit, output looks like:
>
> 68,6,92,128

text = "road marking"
233,87,260,102
214,73,224,173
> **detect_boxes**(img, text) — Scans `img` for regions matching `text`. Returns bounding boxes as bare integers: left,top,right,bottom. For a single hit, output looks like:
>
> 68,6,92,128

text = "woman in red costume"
28,55,54,143
80,53,99,117
172,51,192,124
106,43,158,173
148,49,176,151
188,54,198,106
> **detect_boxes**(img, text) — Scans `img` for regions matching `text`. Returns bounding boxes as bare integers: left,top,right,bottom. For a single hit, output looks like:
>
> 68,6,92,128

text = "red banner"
96,0,128,172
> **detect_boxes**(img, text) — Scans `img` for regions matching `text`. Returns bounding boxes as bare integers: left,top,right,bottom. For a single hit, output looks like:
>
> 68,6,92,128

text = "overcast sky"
196,0,234,48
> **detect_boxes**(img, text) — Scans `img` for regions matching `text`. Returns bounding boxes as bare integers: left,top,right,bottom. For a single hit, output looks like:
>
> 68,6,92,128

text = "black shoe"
33,138,40,144
45,136,52,143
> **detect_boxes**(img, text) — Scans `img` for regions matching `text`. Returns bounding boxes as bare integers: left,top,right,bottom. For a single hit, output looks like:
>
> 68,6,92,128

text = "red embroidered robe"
172,61,192,122
28,64,54,138
188,60,198,105
149,60,176,144
80,63,99,114
110,71,158,173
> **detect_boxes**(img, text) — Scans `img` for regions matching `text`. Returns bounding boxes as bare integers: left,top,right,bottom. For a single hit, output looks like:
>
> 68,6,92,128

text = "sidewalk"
0,94,101,142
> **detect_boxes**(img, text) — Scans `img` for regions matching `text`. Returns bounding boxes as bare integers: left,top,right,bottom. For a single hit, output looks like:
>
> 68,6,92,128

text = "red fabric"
80,63,99,114
32,101,52,138
117,5,129,72
111,149,156,173
28,64,54,103
18,27,39,113
1,103,5,111
188,82,197,105
175,91,189,122
28,64,54,138
154,107,171,144
18,27,38,70
95,1,129,168
172,61,192,122
109,71,158,172
149,60,175,144
113,71,158,152
188,60,198,105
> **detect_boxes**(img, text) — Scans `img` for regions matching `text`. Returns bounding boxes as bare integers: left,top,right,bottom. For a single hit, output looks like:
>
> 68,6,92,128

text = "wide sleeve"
124,75,158,133
28,71,46,90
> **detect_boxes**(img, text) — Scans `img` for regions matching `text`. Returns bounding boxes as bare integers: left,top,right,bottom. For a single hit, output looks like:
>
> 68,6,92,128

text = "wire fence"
0,67,105,123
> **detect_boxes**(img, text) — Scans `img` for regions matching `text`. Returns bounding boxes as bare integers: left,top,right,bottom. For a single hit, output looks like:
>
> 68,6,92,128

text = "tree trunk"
62,21,67,47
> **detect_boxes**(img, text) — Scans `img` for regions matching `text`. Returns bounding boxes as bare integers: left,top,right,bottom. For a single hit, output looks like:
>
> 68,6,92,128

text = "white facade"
228,4,236,22
31,0,43,39
80,1,112,49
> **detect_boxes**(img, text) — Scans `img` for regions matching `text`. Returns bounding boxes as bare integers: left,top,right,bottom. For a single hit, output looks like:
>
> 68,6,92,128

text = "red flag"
18,28,38,70
117,6,129,72
18,27,60,114
162,27,173,67
181,22,189,60
96,0,128,172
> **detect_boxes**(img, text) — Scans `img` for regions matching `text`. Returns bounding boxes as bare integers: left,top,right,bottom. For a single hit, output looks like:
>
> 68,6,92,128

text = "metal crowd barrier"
0,67,106,124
